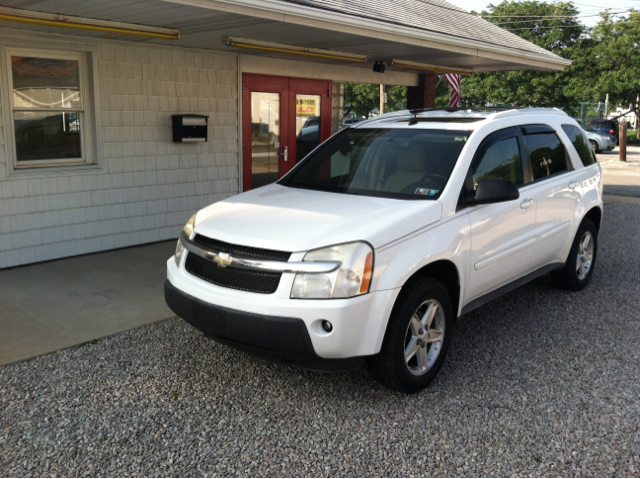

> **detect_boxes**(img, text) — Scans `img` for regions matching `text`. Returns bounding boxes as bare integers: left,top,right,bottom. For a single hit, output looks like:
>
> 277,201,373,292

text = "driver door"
464,128,539,303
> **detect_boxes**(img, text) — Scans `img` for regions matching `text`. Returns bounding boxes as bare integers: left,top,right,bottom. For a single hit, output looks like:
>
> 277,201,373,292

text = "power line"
491,10,633,25
479,7,631,17
505,21,640,30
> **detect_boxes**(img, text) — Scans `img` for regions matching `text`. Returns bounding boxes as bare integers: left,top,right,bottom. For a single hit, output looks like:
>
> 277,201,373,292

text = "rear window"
590,120,616,129
562,125,597,166
280,128,471,200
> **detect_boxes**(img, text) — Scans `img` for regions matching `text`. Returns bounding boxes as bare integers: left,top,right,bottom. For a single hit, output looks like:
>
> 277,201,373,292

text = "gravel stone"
1,201,639,477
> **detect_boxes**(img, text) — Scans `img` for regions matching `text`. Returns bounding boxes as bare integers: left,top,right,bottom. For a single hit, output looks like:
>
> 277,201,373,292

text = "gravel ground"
1,201,639,477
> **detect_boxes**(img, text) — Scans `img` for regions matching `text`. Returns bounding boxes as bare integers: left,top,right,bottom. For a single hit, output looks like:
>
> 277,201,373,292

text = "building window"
6,50,93,168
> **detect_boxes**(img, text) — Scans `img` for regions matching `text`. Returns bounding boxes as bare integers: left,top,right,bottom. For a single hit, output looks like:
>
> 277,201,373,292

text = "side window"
472,137,523,189
329,150,351,178
523,132,569,181
561,125,597,166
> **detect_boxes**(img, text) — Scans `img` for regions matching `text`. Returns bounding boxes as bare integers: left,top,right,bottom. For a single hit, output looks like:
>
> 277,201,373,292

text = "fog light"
322,320,333,333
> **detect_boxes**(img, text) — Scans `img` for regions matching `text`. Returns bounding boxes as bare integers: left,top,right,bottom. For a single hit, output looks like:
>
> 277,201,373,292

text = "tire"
551,219,598,291
366,277,454,393
589,140,600,154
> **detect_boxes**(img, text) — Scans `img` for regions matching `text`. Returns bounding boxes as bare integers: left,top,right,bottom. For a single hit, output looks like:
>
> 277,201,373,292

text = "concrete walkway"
598,145,640,198
0,241,175,366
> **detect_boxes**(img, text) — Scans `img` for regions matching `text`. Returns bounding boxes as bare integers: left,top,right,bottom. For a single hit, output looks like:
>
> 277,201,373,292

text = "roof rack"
406,107,512,115
353,107,568,127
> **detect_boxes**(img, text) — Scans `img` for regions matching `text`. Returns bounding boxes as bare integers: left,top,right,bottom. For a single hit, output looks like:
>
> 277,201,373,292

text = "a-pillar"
407,73,437,110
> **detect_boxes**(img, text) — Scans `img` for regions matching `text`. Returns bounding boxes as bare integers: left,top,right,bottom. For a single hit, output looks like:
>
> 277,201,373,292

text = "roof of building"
280,0,557,57
0,0,570,74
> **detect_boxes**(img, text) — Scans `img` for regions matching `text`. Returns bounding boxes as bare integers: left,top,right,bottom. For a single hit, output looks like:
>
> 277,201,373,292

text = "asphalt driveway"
1,201,639,477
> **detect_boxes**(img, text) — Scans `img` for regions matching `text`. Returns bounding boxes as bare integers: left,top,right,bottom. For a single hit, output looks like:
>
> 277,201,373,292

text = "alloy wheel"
404,299,445,376
576,231,594,280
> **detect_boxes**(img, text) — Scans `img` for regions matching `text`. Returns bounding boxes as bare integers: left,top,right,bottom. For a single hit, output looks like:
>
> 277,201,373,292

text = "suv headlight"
174,214,196,266
291,242,373,299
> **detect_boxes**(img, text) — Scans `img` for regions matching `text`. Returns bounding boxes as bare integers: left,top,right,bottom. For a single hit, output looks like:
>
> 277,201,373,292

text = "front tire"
366,277,454,393
590,140,600,153
551,219,598,291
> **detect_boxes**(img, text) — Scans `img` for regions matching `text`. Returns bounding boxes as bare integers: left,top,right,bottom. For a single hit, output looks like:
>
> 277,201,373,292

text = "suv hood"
195,184,442,253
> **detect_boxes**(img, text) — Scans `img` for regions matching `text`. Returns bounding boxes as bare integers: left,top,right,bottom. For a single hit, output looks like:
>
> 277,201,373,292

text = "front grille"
185,235,292,294
194,235,291,262
186,254,282,294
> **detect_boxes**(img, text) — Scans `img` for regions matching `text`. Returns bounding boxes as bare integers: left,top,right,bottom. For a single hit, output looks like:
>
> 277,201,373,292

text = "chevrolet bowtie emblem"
210,252,233,268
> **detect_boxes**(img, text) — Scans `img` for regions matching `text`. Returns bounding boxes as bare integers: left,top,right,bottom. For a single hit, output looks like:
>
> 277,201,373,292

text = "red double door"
242,74,332,192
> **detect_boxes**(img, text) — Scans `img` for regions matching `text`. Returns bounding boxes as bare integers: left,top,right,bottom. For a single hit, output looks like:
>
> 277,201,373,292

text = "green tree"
344,83,407,118
386,85,408,112
590,11,640,137
461,1,593,112
344,82,379,118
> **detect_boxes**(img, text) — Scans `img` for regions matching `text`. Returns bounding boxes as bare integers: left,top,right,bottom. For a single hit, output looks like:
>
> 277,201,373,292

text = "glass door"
242,75,289,192
250,92,281,189
288,78,332,172
242,75,332,192
294,94,322,163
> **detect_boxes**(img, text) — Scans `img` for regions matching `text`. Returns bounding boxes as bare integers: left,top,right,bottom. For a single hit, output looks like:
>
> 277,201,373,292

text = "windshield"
279,128,471,200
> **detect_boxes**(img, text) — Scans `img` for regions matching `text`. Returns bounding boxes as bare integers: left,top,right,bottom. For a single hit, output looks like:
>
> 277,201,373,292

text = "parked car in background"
589,119,619,145
580,123,615,153
166,108,603,393
342,117,364,128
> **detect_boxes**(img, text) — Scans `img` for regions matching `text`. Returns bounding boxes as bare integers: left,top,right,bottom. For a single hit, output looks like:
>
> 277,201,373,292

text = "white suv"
165,108,603,393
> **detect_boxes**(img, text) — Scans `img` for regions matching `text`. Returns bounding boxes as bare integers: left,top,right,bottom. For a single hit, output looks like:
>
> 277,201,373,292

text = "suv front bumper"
165,279,365,372
167,258,400,360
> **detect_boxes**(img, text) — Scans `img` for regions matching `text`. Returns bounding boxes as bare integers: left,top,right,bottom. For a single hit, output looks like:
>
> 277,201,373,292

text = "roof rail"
348,107,569,129
355,107,568,124
491,108,568,119
406,107,512,115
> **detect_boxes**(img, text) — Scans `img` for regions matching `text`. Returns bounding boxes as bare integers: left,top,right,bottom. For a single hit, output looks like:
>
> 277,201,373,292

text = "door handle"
568,181,579,190
520,199,534,209
279,145,289,162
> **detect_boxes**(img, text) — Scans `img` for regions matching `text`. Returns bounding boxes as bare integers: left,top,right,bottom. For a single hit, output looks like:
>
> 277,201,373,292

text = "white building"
0,0,569,268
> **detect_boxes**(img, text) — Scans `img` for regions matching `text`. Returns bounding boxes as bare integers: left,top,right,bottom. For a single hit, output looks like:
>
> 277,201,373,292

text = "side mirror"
469,178,519,205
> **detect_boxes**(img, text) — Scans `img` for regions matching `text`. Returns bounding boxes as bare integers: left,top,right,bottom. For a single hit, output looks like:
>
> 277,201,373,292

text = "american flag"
444,73,461,107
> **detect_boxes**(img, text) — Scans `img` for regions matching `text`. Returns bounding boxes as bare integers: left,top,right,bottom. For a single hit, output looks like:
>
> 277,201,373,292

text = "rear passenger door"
521,125,582,266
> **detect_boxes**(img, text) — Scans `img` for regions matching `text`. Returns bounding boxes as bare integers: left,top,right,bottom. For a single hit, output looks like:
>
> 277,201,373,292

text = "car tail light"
610,129,615,135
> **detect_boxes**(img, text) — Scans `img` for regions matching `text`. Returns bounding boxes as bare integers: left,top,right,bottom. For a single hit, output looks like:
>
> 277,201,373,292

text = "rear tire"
590,140,600,153
366,277,454,393
551,219,598,291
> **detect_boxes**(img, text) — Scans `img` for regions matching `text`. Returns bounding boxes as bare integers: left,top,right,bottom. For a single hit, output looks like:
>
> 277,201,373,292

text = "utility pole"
620,121,627,162
605,93,609,118
380,84,386,115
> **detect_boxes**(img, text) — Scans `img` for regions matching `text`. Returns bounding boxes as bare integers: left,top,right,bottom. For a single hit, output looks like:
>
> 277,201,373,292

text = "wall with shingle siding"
0,32,240,268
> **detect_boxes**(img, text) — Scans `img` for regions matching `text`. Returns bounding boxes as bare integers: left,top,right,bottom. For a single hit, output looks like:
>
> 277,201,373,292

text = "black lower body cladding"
164,280,363,372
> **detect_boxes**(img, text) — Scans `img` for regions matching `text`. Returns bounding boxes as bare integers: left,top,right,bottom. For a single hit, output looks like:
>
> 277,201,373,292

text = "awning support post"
407,73,437,109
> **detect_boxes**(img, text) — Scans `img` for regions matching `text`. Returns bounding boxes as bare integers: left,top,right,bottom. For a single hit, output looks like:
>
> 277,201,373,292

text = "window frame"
518,124,574,185
1,45,100,174
561,124,597,167
458,127,529,210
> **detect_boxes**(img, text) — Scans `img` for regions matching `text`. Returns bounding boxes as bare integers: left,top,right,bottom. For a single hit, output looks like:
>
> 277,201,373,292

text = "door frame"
242,73,332,192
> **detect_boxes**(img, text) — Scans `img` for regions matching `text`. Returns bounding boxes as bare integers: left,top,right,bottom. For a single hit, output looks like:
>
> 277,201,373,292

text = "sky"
445,0,636,27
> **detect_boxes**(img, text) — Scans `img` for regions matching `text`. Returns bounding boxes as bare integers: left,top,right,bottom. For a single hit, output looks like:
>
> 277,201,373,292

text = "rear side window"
523,132,569,181
561,125,597,166
472,137,523,188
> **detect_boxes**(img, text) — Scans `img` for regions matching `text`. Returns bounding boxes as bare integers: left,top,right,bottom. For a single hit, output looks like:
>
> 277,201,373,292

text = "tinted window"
562,125,597,166
281,128,470,200
523,132,569,181
472,137,523,188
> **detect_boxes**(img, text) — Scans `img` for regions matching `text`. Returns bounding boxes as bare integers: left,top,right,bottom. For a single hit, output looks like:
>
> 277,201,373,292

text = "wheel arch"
406,259,461,320
584,205,603,233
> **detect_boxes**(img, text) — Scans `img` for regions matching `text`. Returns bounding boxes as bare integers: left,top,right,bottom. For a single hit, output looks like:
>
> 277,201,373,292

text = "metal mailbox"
172,114,208,143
